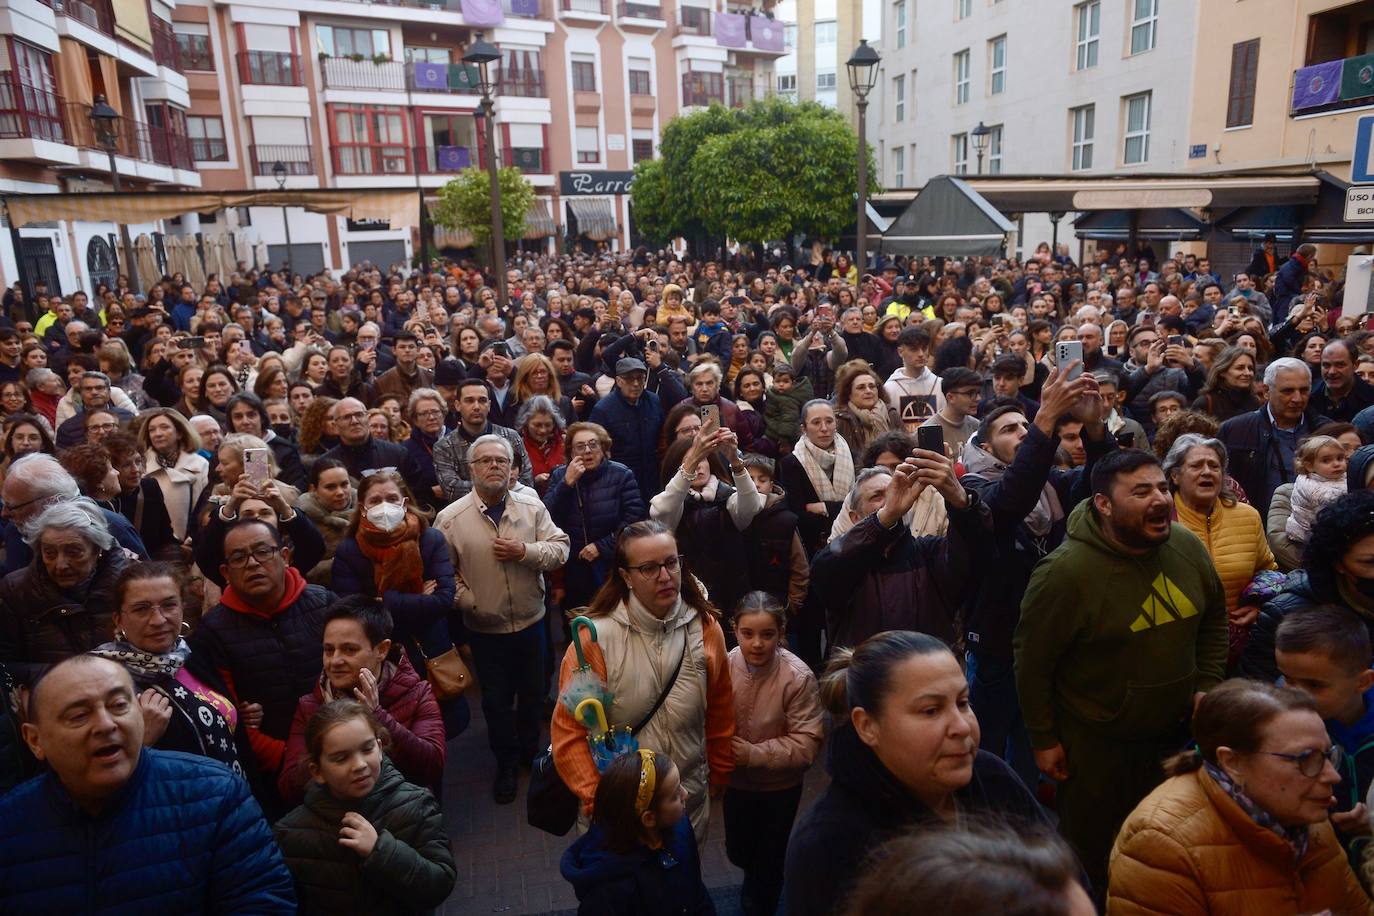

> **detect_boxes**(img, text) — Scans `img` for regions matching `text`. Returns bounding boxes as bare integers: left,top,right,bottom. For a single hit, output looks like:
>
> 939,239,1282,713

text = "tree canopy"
630,97,877,247
431,166,535,247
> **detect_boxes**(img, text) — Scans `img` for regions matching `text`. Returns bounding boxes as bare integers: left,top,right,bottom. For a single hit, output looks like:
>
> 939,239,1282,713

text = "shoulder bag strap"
632,631,687,736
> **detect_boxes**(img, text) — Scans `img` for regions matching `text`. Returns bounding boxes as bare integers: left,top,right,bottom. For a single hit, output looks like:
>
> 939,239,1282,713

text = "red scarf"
355,513,426,596
221,566,308,620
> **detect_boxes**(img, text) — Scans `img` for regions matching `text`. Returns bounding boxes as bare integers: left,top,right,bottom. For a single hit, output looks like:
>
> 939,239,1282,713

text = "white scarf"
794,433,855,502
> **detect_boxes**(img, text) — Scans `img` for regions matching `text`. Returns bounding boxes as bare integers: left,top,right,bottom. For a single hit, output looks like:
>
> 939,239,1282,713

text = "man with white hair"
190,414,223,456
0,454,146,575
1219,357,1332,519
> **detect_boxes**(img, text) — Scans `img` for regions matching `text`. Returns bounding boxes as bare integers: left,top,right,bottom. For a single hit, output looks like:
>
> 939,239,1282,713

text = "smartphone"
1056,340,1084,380
177,336,205,350
991,314,1005,327
1167,335,1184,347
816,305,834,323
1106,344,1119,357
698,404,720,436
916,424,945,456
492,342,510,358
244,447,271,485
1115,431,1136,448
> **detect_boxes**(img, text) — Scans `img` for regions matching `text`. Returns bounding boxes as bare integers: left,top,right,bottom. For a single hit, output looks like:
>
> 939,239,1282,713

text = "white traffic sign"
1346,185,1374,222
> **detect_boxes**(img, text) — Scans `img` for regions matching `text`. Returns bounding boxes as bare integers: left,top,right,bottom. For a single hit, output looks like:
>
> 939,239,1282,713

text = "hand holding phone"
244,447,270,486
1056,340,1084,381
698,404,720,436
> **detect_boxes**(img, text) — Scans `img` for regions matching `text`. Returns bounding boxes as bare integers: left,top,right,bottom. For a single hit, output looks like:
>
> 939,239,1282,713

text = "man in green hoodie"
1014,448,1227,897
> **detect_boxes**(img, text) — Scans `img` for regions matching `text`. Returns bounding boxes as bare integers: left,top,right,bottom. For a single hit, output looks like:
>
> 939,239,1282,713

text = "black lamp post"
90,94,139,293
971,121,991,175
846,40,880,273
463,36,507,310
272,161,293,281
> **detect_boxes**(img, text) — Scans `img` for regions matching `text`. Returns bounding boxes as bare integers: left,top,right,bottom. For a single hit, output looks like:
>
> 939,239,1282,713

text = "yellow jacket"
1173,495,1275,612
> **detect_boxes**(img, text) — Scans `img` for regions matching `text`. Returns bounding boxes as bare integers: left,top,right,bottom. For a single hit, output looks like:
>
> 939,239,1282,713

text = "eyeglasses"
336,411,367,424
625,555,683,578
224,544,280,568
414,409,444,420
124,599,181,618
572,441,602,454
1263,745,1344,778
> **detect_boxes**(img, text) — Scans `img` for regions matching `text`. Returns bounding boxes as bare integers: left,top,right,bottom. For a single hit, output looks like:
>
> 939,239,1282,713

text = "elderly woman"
516,394,566,494
400,388,447,508
779,400,852,557
0,497,133,684
1109,680,1369,915
138,407,209,545
1164,433,1276,666
833,360,897,465
58,442,122,505
686,362,756,454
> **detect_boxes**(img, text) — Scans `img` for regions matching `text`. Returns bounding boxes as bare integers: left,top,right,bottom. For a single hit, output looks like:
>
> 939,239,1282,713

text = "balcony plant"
372,53,391,65
318,51,330,61
348,53,366,62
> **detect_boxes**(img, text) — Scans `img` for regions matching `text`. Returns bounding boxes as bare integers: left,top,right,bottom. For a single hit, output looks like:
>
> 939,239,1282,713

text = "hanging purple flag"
751,16,784,52
412,61,448,90
462,0,504,26
1292,60,1342,110
436,146,472,171
716,11,746,48
509,0,540,14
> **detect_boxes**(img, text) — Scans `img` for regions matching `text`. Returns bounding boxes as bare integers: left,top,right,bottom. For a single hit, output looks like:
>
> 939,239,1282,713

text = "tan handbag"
418,644,472,700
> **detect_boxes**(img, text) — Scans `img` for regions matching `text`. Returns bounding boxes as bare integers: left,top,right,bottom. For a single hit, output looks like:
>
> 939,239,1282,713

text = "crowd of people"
0,233,1373,913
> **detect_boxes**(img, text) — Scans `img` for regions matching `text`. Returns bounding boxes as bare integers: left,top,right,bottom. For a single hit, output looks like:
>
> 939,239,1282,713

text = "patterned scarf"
90,637,192,678
793,432,855,502
1204,761,1310,861
355,512,426,595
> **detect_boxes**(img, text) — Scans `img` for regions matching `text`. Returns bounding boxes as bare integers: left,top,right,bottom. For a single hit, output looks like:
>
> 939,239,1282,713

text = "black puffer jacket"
543,459,646,606
0,547,131,684
275,760,456,915
1237,570,1370,682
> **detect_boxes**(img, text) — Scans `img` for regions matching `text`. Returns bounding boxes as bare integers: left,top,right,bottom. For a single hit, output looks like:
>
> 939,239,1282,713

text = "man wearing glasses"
54,372,134,449
192,519,335,815
322,397,425,495
433,379,532,503
436,435,568,803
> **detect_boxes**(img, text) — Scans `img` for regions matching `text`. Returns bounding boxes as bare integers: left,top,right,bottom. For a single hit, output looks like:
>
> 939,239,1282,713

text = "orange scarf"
355,512,426,596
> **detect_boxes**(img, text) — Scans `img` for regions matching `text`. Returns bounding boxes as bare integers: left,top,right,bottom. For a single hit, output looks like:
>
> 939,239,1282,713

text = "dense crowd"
0,233,1373,914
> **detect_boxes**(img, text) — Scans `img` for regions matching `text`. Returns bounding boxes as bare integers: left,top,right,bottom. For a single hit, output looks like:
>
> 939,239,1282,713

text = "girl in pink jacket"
725,592,825,916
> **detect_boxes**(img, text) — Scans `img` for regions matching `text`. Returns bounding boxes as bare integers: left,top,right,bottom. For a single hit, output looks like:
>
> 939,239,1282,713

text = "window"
572,55,596,92
501,48,546,97
1,42,64,143
893,74,905,121
405,46,449,64
952,133,968,175
817,71,836,91
815,20,836,44
1123,92,1151,164
632,138,654,162
576,126,600,163
329,105,409,174
784,24,796,48
892,147,905,187
628,58,651,95
187,115,228,161
894,0,907,49
1226,38,1259,128
956,0,971,19
1074,1,1099,71
317,26,391,59
175,31,214,70
1130,0,1157,55
1071,104,1094,170
954,50,970,104
987,124,1003,174
989,36,1006,95
777,73,797,94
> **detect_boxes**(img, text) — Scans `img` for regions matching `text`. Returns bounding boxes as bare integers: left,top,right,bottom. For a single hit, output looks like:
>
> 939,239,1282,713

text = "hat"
879,261,899,274
904,274,920,284
663,283,683,298
615,356,648,377
434,358,466,386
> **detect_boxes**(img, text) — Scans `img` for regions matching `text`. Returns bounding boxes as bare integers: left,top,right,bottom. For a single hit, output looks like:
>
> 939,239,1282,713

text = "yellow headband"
634,749,657,815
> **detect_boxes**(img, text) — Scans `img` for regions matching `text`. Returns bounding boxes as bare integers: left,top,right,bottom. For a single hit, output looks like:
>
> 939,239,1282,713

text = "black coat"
268,435,309,491
783,726,1050,916
777,454,842,558
113,478,177,558
322,437,425,495
1309,377,1374,424
1218,407,1331,522
1237,571,1371,683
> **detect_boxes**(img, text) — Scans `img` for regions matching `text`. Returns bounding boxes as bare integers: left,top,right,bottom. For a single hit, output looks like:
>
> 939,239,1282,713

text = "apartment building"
1,0,200,296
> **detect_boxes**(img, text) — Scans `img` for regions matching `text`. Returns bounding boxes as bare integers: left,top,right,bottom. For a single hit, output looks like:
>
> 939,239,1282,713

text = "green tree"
630,97,877,247
431,166,535,247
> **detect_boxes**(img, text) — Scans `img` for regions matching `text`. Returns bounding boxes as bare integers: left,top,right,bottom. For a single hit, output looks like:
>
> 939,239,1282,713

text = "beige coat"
434,487,569,635
727,645,824,792
144,448,209,542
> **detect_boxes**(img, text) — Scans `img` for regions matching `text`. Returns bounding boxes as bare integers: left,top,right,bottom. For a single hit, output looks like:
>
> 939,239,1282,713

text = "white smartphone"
1056,340,1083,381
244,447,271,485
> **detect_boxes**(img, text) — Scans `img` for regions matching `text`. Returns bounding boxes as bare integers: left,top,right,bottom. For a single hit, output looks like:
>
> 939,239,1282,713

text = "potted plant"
348,52,366,62
371,52,391,65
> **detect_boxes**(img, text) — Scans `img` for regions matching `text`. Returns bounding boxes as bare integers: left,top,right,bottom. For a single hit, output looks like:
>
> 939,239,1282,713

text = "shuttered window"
1226,39,1260,128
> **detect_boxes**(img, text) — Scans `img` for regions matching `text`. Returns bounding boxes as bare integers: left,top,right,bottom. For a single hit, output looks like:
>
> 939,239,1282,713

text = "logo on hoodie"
1128,573,1199,633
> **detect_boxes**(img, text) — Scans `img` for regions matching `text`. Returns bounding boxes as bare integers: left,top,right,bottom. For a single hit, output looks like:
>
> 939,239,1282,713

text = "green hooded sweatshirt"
1014,500,1228,750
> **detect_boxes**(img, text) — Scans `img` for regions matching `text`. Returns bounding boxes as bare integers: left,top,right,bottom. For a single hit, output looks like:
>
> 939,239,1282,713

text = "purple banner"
716,11,746,48
1292,60,1342,110
751,16,784,52
437,146,471,171
412,61,448,90
462,0,504,26
509,0,539,13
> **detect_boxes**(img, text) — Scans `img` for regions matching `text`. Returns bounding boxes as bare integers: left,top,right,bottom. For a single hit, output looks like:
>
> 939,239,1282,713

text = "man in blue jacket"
590,356,673,506
0,655,295,913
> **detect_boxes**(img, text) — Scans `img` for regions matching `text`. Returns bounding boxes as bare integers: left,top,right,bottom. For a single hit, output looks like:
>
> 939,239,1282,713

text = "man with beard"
1014,449,1227,899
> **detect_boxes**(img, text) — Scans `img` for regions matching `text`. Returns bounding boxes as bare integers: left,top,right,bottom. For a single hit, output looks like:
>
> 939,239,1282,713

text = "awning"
1073,208,1207,241
525,198,555,239
567,197,618,241
881,176,1015,257
2,188,420,231
957,174,1322,213
433,226,475,249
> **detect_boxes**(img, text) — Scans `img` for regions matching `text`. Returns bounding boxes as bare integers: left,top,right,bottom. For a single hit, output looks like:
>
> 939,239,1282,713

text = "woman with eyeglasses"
1109,679,1368,914
551,520,734,845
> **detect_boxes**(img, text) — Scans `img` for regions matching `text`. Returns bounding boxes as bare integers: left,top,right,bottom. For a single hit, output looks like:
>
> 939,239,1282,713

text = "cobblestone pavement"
438,686,828,916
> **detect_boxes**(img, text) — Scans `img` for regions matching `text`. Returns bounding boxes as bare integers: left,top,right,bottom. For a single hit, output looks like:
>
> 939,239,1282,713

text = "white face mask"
365,500,407,532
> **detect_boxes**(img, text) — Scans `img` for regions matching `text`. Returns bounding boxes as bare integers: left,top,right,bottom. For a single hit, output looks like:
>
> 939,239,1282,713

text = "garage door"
267,243,327,278
347,240,408,272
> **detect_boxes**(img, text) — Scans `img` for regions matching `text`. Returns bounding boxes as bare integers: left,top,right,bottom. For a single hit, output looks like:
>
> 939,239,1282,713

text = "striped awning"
567,196,617,241
524,198,556,238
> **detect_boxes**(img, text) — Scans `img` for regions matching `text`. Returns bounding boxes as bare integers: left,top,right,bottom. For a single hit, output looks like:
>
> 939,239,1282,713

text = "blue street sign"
1353,115,1374,183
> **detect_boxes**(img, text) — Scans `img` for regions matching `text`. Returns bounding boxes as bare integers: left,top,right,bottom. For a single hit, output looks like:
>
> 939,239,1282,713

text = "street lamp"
971,121,991,175
272,161,293,283
846,40,880,275
463,35,507,311
89,94,139,293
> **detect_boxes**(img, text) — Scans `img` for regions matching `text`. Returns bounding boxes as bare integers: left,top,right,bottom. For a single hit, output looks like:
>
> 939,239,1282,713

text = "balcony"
682,72,723,107
151,17,183,73
410,63,481,94
560,0,608,15
417,144,477,174
0,76,69,146
1291,52,1374,116
618,1,662,18
502,0,544,16
497,69,547,98
504,146,546,172
52,0,114,36
674,5,711,36
251,144,315,176
321,57,406,91
190,136,228,161
61,102,194,171
237,51,303,87
726,76,752,109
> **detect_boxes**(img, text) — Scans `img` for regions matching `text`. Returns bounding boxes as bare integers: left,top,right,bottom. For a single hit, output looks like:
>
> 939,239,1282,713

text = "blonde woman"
135,407,209,544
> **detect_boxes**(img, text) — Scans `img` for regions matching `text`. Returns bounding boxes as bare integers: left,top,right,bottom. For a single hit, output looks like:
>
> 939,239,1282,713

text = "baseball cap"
615,356,648,376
